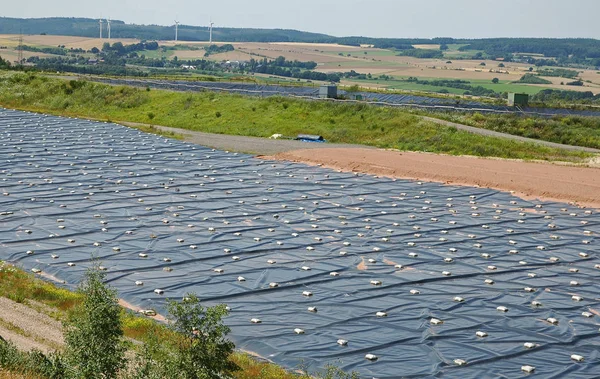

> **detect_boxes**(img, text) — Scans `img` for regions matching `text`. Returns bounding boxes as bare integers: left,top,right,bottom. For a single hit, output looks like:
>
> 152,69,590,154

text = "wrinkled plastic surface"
1,109,599,378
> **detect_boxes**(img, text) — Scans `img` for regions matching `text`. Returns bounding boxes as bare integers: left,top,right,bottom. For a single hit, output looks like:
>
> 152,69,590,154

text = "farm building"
508,93,529,106
319,85,338,99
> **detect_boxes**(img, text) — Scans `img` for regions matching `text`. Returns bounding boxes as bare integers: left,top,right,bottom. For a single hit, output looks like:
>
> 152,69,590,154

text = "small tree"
492,78,499,84
64,264,126,379
166,294,238,378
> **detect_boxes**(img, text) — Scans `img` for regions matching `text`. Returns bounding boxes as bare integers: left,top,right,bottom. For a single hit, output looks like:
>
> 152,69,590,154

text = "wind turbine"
209,20,215,43
98,19,103,39
174,20,180,41
107,18,111,40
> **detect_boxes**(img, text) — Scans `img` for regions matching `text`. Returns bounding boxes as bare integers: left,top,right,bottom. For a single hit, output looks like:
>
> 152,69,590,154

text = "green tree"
440,43,449,51
166,294,238,378
492,78,499,84
64,264,126,379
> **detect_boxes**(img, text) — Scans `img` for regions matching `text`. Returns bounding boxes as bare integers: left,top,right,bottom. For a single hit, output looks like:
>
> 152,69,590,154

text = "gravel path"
0,297,64,353
121,118,600,155
120,122,370,155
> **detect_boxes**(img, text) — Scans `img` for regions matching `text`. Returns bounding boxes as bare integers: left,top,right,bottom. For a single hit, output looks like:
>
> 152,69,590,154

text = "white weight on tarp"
521,365,535,373
430,318,443,325
376,311,388,317
154,289,164,295
302,291,313,297
571,354,584,362
365,354,378,361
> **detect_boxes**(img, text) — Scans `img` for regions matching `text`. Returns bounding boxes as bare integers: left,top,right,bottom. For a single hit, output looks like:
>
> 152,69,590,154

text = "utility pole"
17,29,23,64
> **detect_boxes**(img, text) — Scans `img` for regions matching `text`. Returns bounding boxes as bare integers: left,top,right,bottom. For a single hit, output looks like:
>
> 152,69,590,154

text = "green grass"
137,49,174,59
468,79,548,95
0,71,594,162
348,76,549,96
432,111,600,150
0,261,82,312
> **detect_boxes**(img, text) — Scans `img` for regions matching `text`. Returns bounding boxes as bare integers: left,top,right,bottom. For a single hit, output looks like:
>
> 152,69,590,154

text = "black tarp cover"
0,109,599,378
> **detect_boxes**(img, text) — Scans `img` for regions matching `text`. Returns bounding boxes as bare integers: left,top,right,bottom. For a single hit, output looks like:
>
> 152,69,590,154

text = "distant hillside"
1,17,600,63
0,17,335,43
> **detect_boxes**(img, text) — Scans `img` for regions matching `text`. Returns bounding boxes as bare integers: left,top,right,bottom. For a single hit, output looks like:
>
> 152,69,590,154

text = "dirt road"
267,148,600,209
0,297,64,353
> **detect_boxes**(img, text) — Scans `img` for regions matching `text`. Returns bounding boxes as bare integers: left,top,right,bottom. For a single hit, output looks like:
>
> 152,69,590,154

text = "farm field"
0,33,139,50
1,34,600,96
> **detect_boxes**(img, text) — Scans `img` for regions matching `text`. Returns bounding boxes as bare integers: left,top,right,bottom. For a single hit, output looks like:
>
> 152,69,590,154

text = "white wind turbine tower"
174,20,180,41
209,20,215,43
98,19,103,39
107,18,111,40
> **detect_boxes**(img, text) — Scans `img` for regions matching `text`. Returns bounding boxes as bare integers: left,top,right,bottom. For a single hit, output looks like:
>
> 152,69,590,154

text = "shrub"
64,264,126,379
164,294,238,378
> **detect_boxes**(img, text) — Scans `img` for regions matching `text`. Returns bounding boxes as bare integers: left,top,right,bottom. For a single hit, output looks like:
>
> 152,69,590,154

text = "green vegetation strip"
0,71,595,162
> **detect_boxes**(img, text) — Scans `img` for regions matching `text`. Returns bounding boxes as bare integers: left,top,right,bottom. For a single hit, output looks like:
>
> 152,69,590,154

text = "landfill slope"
0,109,599,378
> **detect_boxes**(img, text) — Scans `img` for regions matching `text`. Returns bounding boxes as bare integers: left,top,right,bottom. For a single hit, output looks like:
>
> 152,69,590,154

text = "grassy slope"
0,71,594,162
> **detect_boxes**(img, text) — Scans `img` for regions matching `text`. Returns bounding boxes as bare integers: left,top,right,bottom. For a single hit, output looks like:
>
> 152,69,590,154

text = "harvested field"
0,34,139,50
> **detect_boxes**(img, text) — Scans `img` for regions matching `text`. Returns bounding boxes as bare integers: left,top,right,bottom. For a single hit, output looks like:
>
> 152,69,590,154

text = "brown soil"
264,148,600,209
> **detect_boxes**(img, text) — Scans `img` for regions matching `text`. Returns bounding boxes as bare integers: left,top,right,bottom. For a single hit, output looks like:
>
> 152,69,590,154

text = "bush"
0,339,66,378
165,294,238,378
64,265,126,379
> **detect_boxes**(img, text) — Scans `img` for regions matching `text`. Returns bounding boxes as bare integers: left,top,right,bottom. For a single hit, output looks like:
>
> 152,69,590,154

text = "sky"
2,0,599,39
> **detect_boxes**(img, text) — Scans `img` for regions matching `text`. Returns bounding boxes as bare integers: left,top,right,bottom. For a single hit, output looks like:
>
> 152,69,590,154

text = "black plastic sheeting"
92,77,600,118
1,108,599,378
